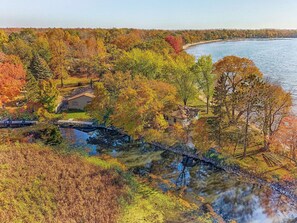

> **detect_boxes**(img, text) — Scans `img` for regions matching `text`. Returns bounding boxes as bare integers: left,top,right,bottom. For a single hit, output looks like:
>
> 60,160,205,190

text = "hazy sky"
1,0,297,29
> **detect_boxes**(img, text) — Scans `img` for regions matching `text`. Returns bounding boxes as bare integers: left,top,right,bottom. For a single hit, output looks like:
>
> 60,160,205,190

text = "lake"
186,38,297,113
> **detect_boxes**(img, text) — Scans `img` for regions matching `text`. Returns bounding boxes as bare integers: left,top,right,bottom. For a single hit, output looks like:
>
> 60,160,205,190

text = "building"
66,92,95,110
165,105,199,126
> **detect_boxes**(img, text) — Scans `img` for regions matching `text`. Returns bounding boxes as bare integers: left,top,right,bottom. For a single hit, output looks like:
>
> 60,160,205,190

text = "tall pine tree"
30,53,52,80
25,72,39,103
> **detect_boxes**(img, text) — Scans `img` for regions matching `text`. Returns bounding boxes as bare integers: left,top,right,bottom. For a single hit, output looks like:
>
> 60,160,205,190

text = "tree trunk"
206,96,209,114
292,146,296,162
90,79,93,88
60,77,64,88
183,98,187,106
243,106,250,158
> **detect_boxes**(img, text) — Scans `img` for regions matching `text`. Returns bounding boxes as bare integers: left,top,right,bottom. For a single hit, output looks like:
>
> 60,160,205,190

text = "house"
66,92,95,110
165,105,199,126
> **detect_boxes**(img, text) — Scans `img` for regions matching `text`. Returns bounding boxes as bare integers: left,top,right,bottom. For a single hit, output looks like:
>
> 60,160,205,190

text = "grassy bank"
0,135,216,223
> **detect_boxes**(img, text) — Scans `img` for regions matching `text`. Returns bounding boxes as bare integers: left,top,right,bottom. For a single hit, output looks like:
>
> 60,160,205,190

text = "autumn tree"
48,29,68,87
0,30,8,48
271,117,297,163
112,30,142,51
238,75,265,157
0,53,26,106
212,56,265,155
192,118,213,152
213,56,262,124
88,72,178,141
165,35,183,54
87,72,132,125
111,77,177,141
258,82,292,150
192,55,215,113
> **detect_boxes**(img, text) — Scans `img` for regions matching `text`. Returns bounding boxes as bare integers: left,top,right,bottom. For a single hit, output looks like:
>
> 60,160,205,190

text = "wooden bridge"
0,120,38,128
55,120,114,132
56,120,95,128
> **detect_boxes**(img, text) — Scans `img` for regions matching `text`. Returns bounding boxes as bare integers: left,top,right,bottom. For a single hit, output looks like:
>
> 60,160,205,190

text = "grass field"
61,110,92,120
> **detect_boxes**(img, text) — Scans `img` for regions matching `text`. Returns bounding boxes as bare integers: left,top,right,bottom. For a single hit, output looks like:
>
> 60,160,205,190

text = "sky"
1,0,297,29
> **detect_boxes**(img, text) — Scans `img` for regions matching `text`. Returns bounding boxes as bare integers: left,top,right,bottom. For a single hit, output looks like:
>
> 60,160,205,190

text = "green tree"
165,53,196,105
192,55,215,113
87,82,113,125
3,38,33,67
30,53,53,80
38,80,59,112
34,36,52,62
116,49,164,79
25,72,39,103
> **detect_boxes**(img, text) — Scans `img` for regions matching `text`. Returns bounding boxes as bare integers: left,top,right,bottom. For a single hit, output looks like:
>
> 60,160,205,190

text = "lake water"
61,128,297,223
186,38,297,112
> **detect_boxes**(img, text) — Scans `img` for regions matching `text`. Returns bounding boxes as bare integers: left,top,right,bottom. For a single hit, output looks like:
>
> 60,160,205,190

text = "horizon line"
1,27,297,31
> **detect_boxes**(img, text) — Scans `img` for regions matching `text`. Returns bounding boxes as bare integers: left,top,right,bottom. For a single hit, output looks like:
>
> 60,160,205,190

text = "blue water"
186,38,297,111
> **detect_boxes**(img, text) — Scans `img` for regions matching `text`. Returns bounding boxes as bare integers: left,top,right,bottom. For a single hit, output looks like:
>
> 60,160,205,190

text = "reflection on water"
60,128,98,155
61,128,297,223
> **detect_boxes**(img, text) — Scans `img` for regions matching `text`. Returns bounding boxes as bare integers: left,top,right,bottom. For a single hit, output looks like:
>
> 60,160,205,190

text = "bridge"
54,120,124,133
0,120,38,128
56,120,95,127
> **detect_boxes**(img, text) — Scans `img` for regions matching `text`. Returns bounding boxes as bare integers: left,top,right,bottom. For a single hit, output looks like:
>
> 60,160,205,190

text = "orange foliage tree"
271,116,297,163
0,53,26,106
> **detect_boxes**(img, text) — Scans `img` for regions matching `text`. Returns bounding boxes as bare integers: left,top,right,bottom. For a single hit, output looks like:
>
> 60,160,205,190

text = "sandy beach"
182,39,224,50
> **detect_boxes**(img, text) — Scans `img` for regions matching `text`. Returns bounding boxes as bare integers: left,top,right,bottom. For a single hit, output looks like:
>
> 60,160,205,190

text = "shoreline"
183,37,297,50
81,124,297,203
183,39,224,50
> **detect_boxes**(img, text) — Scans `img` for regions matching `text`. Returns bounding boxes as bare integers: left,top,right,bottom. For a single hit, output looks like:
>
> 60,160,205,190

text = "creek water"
60,128,297,223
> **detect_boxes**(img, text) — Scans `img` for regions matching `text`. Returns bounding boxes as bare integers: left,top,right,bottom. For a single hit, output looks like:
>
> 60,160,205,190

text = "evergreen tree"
211,74,228,146
25,72,39,103
30,53,52,80
38,80,59,112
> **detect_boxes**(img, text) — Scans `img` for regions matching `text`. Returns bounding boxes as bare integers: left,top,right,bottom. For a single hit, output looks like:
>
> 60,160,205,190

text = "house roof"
171,109,187,119
67,92,95,101
171,105,199,120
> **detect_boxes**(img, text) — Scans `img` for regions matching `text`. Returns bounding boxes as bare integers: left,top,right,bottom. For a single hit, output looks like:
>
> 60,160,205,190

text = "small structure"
165,105,199,126
66,92,95,110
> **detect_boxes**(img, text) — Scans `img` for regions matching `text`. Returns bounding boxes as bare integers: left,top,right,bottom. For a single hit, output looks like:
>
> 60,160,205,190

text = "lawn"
53,76,91,87
61,110,92,121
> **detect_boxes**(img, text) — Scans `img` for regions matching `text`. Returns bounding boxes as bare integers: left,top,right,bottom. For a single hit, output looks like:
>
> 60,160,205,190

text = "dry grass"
0,143,126,223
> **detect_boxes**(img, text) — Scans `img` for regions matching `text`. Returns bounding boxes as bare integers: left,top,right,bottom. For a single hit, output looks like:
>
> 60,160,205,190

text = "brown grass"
0,143,126,223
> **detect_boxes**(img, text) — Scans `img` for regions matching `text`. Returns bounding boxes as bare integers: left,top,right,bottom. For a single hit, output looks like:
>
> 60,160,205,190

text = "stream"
60,128,297,223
